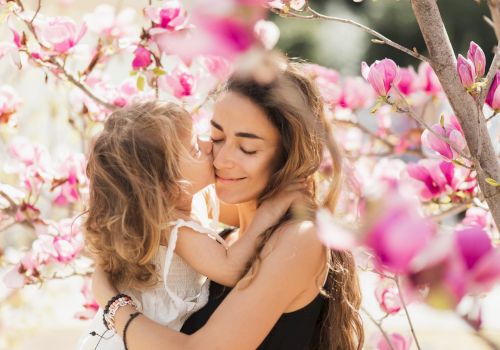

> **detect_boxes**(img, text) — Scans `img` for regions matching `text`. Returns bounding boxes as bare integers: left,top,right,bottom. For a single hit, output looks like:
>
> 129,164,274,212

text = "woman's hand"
253,179,308,233
91,264,119,308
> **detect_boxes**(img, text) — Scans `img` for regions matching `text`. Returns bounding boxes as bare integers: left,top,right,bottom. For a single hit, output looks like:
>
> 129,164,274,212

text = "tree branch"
411,0,500,232
395,276,422,350
273,6,430,62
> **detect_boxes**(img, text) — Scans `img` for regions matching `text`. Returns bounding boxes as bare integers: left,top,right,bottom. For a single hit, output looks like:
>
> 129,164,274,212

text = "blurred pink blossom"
339,77,375,110
397,66,418,95
34,16,87,54
0,85,22,124
416,62,442,96
158,64,196,98
52,153,87,206
485,71,500,111
363,183,436,274
132,46,153,70
375,278,402,314
377,333,412,350
144,0,188,32
254,19,280,50
316,208,357,251
84,4,137,41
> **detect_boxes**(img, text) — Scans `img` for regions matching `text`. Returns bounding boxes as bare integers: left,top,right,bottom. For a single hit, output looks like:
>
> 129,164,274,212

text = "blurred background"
1,0,499,349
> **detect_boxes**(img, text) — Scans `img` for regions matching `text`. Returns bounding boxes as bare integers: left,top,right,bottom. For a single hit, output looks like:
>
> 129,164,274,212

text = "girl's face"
211,92,281,204
179,119,214,195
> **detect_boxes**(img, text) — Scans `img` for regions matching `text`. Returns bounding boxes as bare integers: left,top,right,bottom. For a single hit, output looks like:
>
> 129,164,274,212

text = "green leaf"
152,67,166,76
137,75,145,91
485,177,500,187
439,114,445,128
130,70,138,76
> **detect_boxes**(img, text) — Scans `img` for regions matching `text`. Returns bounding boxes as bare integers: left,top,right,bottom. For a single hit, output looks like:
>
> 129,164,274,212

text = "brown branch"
390,85,473,161
461,314,500,350
411,0,500,232
361,306,396,350
395,276,422,350
50,60,117,111
306,6,430,62
432,202,470,221
29,0,42,25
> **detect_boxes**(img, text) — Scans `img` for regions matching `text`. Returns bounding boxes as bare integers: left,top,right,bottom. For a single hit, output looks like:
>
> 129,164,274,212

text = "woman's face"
179,118,214,195
211,92,281,204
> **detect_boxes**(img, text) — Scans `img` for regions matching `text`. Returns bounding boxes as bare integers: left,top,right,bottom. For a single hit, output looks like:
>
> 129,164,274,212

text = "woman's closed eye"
210,137,257,155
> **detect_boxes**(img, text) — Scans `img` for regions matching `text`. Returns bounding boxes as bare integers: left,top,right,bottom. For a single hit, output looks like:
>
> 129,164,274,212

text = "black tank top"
181,281,326,349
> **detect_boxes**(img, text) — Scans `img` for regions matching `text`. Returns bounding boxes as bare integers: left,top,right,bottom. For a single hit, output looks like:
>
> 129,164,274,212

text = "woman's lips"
215,175,246,184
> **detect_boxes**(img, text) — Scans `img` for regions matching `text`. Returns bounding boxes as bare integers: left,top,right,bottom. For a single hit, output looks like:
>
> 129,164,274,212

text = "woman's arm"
93,222,326,350
175,181,306,286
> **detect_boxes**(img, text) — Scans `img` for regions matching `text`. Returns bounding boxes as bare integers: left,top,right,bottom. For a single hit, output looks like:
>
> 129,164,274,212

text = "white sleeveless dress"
76,187,224,350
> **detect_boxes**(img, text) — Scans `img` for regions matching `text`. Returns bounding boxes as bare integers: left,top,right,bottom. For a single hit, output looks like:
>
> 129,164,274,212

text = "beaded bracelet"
103,293,136,332
105,296,137,333
103,293,127,330
123,312,142,350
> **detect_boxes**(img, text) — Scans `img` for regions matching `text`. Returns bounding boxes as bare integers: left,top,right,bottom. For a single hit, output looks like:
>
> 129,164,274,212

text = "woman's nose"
212,143,234,170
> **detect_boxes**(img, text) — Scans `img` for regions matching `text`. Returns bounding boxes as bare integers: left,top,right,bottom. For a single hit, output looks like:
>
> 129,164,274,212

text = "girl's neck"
237,200,258,236
174,194,193,219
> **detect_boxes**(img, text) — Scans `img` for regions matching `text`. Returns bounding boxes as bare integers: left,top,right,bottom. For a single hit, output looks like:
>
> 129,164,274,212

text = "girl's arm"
175,181,306,287
92,221,326,350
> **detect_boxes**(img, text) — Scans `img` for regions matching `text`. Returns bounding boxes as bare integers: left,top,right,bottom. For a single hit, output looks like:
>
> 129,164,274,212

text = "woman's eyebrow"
210,120,264,140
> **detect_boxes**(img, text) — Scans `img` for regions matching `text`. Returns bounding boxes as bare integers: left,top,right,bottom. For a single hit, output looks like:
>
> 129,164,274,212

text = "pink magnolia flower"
158,65,196,98
151,0,265,64
374,278,402,314
34,16,87,54
485,71,500,111
0,85,22,124
75,278,99,320
132,46,152,70
52,153,87,206
254,20,280,50
361,58,399,97
467,41,486,78
84,4,137,41
363,183,436,274
421,114,466,160
304,64,341,107
144,0,188,32
198,55,233,81
316,208,357,251
0,41,20,67
377,333,412,350
416,225,500,307
461,207,495,234
407,159,476,201
338,77,375,110
397,66,418,95
417,62,442,96
457,54,476,89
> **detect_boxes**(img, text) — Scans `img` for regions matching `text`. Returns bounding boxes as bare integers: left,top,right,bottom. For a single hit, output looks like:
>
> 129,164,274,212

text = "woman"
92,59,364,350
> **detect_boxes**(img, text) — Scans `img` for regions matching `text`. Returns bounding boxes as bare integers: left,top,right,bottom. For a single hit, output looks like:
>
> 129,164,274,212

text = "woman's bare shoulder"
263,220,325,270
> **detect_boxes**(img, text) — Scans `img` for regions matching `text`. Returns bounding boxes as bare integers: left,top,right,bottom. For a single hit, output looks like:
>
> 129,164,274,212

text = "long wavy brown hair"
84,101,191,291
228,61,364,350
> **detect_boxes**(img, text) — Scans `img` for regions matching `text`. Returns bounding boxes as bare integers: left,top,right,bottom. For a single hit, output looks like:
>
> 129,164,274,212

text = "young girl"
77,101,304,349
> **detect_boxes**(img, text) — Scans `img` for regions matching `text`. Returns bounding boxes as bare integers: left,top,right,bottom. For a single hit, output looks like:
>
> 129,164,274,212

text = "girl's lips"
216,175,246,184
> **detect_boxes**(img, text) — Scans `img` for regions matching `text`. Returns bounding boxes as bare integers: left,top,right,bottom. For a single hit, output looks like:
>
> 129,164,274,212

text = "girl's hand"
91,264,119,308
253,179,308,232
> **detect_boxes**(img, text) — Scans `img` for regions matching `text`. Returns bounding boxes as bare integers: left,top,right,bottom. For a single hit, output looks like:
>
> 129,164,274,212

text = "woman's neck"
237,200,258,236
